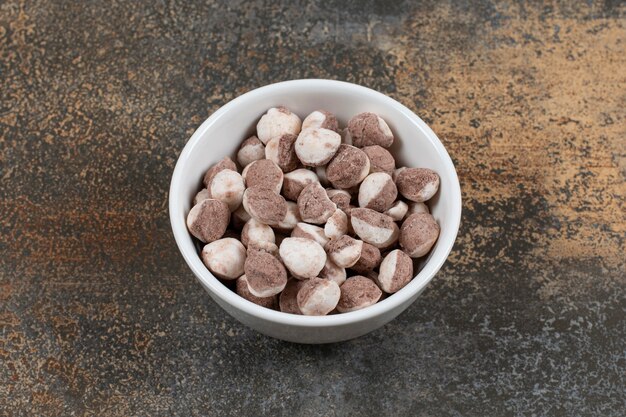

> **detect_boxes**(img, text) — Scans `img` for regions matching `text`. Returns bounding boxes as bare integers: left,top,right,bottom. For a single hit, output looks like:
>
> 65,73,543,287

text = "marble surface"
1,1,624,415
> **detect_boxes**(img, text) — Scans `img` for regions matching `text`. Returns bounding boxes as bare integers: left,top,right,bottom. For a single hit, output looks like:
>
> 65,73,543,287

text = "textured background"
1,0,625,416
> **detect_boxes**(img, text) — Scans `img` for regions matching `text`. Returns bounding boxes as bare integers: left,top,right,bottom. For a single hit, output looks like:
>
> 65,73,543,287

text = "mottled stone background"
1,0,624,416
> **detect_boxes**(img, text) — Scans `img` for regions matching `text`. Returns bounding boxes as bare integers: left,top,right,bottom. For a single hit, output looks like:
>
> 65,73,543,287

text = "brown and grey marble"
0,0,624,416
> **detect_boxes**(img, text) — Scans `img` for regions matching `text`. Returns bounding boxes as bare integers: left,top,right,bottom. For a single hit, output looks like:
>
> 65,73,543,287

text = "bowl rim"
169,79,462,327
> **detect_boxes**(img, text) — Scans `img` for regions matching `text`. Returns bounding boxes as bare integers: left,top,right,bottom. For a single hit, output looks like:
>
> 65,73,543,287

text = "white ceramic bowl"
169,79,461,344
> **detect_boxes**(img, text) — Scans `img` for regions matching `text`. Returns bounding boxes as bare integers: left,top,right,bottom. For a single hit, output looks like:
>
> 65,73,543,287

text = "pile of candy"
187,107,440,315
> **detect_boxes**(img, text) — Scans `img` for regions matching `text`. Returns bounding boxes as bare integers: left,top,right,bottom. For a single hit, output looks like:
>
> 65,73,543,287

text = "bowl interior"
170,79,461,324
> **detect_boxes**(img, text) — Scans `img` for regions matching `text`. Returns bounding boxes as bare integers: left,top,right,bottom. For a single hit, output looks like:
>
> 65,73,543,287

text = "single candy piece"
350,208,399,248
282,168,319,201
193,188,210,206
295,128,341,167
297,182,337,224
241,218,275,248
256,106,302,144
247,240,279,257
385,200,409,221
358,172,398,212
326,145,370,189
400,213,440,257
209,169,245,211
326,189,352,211
395,168,440,202
242,159,284,195
325,235,363,268
337,276,382,313
279,237,327,279
276,201,301,231
236,275,277,309
297,278,341,316
346,112,394,148
377,249,413,293
279,279,304,314
291,222,329,247
407,201,430,216
237,136,265,167
350,242,382,274
324,209,348,239
318,258,347,285
231,204,251,230
203,157,238,188
362,145,395,176
187,199,230,243
244,250,288,297
242,187,288,226
302,110,339,132
316,165,330,186
265,133,299,173
201,238,246,279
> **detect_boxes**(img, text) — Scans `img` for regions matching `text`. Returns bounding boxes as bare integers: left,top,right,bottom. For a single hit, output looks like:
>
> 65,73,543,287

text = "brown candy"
395,168,440,202
282,168,320,201
377,249,413,293
265,133,299,173
279,279,304,314
363,145,395,176
326,189,352,211
244,250,288,297
236,275,277,309
242,159,284,194
399,213,440,258
325,145,370,189
337,276,382,313
350,242,382,274
186,198,230,243
346,112,394,148
297,182,337,224
242,186,288,226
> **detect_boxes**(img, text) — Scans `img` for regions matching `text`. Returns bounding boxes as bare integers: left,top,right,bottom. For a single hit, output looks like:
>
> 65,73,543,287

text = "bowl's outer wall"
170,80,461,343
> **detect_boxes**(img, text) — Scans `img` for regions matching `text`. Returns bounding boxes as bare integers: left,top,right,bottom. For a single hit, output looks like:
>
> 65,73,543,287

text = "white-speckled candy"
241,218,275,248
279,237,327,279
325,235,363,268
297,278,340,316
350,208,399,248
295,128,341,167
358,172,397,212
291,222,329,247
256,107,302,144
324,209,348,239
237,136,265,167
201,238,246,279
209,169,245,211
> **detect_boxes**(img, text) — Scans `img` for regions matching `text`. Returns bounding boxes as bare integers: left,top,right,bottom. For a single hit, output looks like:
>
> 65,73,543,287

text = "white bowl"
169,79,461,344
